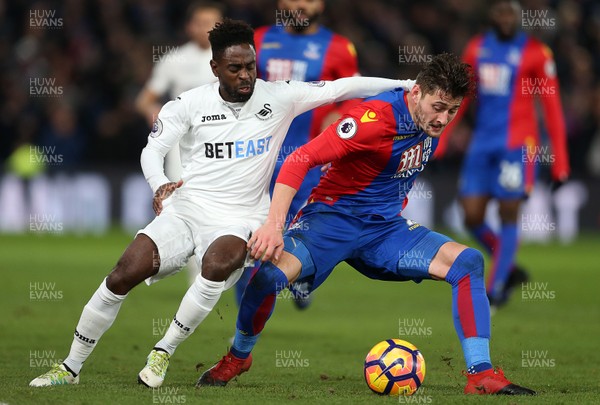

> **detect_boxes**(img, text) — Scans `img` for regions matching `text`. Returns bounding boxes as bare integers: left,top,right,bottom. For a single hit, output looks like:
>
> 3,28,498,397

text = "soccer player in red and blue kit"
436,0,570,308
235,0,360,308
198,54,535,395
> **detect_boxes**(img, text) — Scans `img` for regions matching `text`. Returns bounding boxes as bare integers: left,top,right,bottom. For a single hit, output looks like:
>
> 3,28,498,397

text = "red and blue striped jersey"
278,89,437,219
437,30,569,180
254,25,359,150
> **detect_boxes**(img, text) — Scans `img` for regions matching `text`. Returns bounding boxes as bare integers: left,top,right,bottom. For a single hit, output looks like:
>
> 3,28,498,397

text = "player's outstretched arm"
248,183,297,262
289,77,415,117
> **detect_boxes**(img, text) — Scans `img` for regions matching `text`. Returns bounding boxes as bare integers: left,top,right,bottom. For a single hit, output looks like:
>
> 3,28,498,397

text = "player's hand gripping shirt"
277,89,437,220
140,78,412,218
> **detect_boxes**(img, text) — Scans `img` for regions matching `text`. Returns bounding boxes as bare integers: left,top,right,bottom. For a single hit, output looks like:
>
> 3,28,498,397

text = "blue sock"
470,223,497,255
231,330,258,359
232,261,289,358
445,248,492,371
462,337,492,374
235,266,257,307
488,223,518,298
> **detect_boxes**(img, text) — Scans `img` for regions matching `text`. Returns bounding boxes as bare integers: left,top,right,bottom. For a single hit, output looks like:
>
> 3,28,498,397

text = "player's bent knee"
462,248,484,277
250,261,288,293
446,247,484,284
202,256,243,282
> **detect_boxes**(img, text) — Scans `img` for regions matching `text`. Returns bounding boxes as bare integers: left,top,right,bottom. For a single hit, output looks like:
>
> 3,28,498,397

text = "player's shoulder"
176,82,219,104
523,35,554,57
252,78,296,99
465,34,486,53
327,31,357,57
254,25,272,44
254,25,272,37
345,93,400,129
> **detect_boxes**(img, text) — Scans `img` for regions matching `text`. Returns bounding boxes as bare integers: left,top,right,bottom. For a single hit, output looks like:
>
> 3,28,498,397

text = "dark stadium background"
3,2,600,404
1,0,599,233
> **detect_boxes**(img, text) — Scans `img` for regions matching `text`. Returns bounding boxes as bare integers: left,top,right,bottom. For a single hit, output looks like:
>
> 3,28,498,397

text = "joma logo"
201,114,226,122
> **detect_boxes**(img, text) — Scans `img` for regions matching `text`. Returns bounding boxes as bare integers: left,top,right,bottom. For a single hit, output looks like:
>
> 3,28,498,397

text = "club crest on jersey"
255,103,273,120
336,117,357,139
303,42,321,60
150,118,163,137
507,47,521,65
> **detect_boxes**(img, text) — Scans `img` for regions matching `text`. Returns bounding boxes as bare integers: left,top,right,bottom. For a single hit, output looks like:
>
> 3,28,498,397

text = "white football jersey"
141,77,413,219
147,42,216,99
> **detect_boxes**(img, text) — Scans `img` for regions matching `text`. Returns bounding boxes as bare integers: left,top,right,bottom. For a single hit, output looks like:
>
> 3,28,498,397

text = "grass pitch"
1,230,599,404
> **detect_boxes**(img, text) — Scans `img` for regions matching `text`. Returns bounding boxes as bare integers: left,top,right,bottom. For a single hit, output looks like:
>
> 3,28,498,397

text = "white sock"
155,274,224,355
63,278,127,375
186,256,201,286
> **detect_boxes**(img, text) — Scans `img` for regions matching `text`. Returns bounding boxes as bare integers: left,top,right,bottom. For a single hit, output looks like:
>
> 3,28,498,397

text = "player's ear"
210,59,219,78
410,84,421,103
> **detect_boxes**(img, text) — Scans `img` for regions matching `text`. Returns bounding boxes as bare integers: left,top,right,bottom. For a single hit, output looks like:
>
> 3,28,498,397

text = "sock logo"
74,330,96,344
173,316,191,332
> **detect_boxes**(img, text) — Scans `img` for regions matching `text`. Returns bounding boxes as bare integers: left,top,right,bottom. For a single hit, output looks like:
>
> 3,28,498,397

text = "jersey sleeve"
140,96,190,191
286,77,411,117
530,41,570,180
146,55,173,96
277,103,386,190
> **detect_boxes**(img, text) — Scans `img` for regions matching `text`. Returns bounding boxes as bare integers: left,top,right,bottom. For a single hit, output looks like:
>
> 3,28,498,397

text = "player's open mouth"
238,86,251,94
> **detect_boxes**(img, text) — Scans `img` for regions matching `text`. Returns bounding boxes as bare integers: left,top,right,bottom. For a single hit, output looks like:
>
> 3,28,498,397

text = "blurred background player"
135,2,223,283
436,0,570,308
235,0,360,309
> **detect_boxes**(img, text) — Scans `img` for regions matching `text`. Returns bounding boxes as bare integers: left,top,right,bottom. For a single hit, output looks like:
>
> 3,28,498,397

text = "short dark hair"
208,18,255,60
185,1,225,23
416,53,475,99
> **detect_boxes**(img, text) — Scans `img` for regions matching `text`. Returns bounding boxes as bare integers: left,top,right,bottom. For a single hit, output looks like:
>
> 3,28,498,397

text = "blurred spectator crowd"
2,0,600,177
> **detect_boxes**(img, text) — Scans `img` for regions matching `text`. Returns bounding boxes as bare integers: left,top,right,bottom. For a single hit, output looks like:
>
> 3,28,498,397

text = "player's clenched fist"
247,220,284,262
153,180,183,215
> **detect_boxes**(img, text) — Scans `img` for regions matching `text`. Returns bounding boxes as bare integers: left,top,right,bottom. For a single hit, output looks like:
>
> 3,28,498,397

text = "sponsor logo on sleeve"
360,110,378,123
336,117,357,139
150,118,163,138
308,80,325,87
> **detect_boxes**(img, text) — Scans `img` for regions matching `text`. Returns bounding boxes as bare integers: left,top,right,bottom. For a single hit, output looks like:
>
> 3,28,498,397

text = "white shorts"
137,193,262,288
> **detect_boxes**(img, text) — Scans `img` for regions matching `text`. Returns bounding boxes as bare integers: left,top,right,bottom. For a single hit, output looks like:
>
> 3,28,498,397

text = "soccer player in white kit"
29,19,414,388
136,2,223,283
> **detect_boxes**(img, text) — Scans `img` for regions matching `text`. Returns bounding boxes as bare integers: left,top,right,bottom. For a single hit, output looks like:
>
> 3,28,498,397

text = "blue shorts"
459,148,533,199
282,203,452,293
